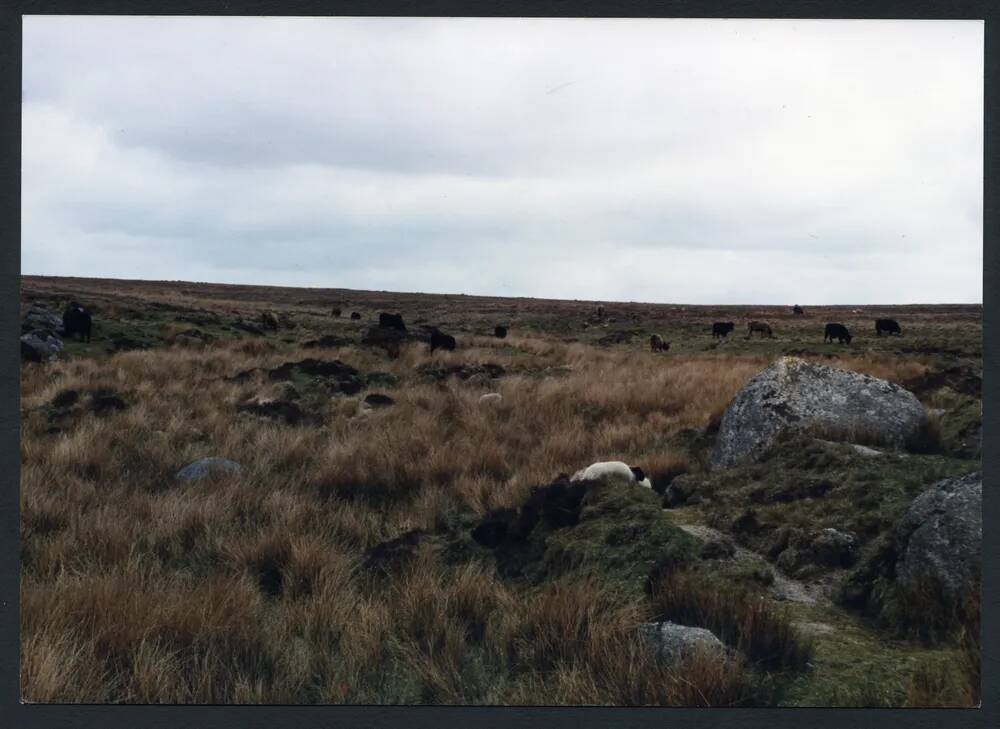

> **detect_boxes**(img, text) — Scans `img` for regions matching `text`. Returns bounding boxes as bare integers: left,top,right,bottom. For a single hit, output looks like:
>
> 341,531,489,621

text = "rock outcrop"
894,471,981,601
638,622,727,665
710,357,927,470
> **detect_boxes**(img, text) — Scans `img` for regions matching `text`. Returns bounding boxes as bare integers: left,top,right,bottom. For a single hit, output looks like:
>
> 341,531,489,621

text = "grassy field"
19,275,981,705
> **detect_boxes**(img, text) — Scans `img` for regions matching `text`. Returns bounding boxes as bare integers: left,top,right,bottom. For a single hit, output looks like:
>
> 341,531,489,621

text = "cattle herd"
44,300,907,357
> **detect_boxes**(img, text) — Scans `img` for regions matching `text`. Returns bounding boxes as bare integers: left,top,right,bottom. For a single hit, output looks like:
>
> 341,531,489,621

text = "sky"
22,17,983,304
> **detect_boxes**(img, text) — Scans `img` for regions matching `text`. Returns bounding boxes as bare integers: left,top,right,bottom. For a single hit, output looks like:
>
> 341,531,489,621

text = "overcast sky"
22,17,983,304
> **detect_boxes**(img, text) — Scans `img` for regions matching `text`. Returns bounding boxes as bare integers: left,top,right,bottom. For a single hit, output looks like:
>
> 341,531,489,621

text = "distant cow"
712,321,735,338
875,318,902,336
650,334,670,352
824,322,853,344
260,311,279,331
793,305,804,315
379,312,406,332
62,303,92,342
350,312,362,320
596,305,605,318
747,321,773,338
331,307,342,317
429,328,456,352
494,325,508,339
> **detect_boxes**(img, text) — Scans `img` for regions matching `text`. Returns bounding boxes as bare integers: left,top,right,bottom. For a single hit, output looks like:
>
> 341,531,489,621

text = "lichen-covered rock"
710,357,926,470
175,457,242,482
638,622,727,665
21,330,64,362
22,307,63,333
894,472,981,601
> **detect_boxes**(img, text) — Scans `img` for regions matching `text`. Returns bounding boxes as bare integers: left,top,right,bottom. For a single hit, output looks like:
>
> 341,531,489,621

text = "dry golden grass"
20,276,980,704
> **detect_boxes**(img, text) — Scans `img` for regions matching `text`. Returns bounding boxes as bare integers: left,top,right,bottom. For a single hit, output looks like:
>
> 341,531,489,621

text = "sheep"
570,461,651,488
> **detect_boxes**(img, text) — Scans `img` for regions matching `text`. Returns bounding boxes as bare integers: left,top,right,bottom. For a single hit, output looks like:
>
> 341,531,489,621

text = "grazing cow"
747,321,773,338
429,328,457,353
712,322,735,339
824,322,853,344
494,325,508,339
378,312,406,332
649,334,670,352
875,318,902,336
793,305,804,315
62,303,92,342
570,461,652,489
260,311,279,331
350,312,362,320
331,307,342,317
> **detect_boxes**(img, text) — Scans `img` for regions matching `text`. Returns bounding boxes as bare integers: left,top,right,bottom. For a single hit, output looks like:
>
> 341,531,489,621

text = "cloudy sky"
22,17,983,304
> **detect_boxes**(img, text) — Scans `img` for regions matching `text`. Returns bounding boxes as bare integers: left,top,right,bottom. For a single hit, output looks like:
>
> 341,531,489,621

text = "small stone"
175,457,242,482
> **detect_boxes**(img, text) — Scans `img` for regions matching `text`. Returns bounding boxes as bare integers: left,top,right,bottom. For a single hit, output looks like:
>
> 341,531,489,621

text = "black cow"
430,328,456,352
378,312,406,331
494,325,508,339
824,323,852,344
62,303,92,342
875,318,902,336
793,305,804,315
712,321,735,338
350,312,362,320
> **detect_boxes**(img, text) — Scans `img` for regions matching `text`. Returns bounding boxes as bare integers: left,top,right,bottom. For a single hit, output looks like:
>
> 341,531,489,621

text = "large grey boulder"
894,471,981,601
22,307,63,333
638,621,727,665
175,457,242,482
710,357,927,470
20,330,64,362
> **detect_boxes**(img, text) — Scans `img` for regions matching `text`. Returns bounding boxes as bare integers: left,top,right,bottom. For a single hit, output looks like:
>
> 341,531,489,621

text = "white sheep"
570,461,652,488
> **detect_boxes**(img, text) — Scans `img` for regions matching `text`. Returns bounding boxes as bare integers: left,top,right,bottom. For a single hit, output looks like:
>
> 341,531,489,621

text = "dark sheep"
62,303,92,342
494,325,508,339
875,318,902,336
712,321,735,338
430,328,456,352
824,322,853,344
379,312,406,332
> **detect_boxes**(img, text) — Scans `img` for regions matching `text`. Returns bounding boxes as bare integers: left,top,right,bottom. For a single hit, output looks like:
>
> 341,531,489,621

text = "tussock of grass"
649,570,813,671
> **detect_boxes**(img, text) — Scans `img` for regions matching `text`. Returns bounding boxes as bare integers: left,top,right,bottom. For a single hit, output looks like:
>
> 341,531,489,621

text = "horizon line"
19,274,984,308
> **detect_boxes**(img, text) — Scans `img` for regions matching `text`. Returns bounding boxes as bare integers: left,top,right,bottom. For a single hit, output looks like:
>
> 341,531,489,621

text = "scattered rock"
175,457,242,482
22,307,64,333
710,357,927,470
810,528,858,567
850,444,882,457
894,471,981,603
638,622,727,665
662,474,699,507
21,330,64,362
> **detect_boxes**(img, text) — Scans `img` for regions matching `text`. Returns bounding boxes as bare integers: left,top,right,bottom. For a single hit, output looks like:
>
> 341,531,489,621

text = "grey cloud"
21,17,983,304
